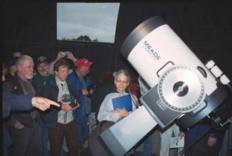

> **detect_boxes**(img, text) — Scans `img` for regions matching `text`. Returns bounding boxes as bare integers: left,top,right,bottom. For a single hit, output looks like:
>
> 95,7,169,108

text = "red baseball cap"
76,58,93,68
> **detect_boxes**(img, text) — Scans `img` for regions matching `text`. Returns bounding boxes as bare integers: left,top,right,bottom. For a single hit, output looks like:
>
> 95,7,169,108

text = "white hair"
113,69,131,82
16,55,34,66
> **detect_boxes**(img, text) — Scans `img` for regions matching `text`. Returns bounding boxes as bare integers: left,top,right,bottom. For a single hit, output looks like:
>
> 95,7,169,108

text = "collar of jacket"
48,75,72,88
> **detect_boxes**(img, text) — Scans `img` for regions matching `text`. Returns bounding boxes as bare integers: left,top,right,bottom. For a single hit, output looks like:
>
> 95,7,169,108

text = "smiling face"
53,58,70,81
114,73,130,93
37,62,49,76
55,65,69,81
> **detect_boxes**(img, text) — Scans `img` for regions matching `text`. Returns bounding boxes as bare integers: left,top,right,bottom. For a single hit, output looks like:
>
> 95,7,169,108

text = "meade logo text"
143,40,161,60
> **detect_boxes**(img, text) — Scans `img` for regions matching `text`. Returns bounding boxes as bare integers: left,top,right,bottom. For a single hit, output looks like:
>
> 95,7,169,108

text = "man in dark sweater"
3,55,43,156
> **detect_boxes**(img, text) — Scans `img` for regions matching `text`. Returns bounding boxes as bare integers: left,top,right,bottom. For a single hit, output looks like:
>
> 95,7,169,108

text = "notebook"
112,94,132,111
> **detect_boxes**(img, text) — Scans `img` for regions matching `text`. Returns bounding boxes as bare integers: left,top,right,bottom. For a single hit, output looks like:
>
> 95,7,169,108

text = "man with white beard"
3,55,43,156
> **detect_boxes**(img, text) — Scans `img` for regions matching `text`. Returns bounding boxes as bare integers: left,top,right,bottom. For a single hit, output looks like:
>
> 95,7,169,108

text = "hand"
70,100,80,109
70,102,80,110
113,109,129,117
207,136,217,146
56,51,66,59
89,89,94,95
81,89,89,96
14,121,25,129
66,51,76,61
61,104,72,112
32,97,60,111
179,131,185,140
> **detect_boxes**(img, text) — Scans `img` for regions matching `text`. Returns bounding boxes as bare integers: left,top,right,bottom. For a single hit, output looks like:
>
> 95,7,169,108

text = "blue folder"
112,94,132,111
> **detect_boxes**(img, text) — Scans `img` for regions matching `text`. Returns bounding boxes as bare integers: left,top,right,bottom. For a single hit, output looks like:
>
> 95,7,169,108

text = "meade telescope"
99,16,231,156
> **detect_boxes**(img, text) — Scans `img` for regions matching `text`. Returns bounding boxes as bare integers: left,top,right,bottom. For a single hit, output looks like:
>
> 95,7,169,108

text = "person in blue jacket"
3,91,59,156
67,57,95,148
3,91,59,118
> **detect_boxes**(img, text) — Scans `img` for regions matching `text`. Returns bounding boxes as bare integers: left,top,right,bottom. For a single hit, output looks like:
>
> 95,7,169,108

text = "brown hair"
54,58,70,71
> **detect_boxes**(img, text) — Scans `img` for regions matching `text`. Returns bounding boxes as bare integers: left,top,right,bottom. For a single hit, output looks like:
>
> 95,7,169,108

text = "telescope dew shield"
121,16,217,94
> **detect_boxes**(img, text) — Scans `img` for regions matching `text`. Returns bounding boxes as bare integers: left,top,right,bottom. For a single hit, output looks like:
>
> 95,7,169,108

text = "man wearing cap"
32,56,53,156
32,56,53,96
67,57,95,149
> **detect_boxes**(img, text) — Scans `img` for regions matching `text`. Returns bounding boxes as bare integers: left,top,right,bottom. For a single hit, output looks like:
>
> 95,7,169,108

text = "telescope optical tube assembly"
99,16,230,156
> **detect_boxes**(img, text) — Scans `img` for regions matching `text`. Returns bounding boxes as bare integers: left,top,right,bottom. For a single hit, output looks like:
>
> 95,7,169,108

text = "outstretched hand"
32,97,60,111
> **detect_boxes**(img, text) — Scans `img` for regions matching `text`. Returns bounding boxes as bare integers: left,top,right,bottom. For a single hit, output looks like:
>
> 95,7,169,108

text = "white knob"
205,60,215,69
211,66,223,78
220,75,230,85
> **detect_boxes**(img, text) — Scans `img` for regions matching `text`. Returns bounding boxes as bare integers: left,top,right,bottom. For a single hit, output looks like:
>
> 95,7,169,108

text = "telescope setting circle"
158,66,206,113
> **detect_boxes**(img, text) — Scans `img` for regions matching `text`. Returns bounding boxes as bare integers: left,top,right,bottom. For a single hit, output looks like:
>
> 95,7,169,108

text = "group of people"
2,50,228,156
2,51,96,156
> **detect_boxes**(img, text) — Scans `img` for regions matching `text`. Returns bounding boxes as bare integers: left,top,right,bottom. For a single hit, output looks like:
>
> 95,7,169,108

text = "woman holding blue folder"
97,69,137,123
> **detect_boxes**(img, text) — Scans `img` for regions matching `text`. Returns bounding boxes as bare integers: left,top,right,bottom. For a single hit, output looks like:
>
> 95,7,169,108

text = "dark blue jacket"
3,76,38,128
67,71,94,122
40,76,81,128
3,91,34,156
3,91,33,119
